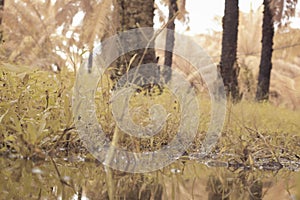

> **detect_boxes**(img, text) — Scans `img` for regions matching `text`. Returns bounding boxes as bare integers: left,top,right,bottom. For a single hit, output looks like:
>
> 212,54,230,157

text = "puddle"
1,156,299,199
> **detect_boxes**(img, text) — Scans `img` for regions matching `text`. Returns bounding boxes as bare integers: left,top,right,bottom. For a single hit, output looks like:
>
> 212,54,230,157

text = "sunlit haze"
71,0,300,35
154,0,300,35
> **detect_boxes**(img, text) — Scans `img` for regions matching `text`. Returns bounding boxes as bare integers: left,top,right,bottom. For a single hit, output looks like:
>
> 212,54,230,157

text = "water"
0,157,299,200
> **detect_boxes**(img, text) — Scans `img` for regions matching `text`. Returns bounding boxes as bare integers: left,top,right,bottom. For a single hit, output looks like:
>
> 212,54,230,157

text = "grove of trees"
0,1,300,199
0,0,298,102
220,0,298,102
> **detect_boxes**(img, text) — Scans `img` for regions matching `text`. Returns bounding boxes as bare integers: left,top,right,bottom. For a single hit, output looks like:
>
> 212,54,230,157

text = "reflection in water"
0,157,299,199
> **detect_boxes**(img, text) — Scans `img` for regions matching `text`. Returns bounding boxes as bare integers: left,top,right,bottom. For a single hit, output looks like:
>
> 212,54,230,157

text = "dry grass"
1,64,299,164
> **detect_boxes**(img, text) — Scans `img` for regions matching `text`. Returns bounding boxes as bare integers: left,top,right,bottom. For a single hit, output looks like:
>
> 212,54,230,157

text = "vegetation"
0,67,76,158
0,0,299,199
1,65,299,162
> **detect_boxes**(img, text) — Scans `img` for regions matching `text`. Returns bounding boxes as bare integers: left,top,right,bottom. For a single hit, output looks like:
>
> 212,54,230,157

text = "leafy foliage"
238,8,263,56
156,0,189,29
0,1,299,200
0,0,113,71
271,0,298,26
0,67,76,157
0,0,299,166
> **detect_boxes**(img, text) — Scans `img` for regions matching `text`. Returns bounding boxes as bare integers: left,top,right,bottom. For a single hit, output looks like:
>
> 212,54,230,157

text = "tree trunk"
111,0,157,83
163,0,178,84
0,0,4,23
0,0,4,43
110,1,163,199
219,0,240,102
255,0,274,101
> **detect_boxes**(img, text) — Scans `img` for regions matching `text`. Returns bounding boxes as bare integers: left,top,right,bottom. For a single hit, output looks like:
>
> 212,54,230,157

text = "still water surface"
0,157,299,200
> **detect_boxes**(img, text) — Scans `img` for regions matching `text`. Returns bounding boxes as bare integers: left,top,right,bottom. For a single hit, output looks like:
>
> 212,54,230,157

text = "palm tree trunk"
255,0,274,101
0,0,4,43
163,0,178,83
111,0,157,82
220,0,240,102
110,1,163,199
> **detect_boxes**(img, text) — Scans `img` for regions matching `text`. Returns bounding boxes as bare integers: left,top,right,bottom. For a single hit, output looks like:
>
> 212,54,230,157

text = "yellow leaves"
0,68,76,155
0,62,36,73
37,112,50,140
4,134,16,143
0,108,9,124
22,111,50,145
25,121,38,145
63,92,73,127
9,111,22,133
22,73,30,85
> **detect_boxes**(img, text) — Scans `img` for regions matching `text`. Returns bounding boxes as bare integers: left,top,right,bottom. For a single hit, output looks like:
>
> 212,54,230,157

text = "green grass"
0,67,299,166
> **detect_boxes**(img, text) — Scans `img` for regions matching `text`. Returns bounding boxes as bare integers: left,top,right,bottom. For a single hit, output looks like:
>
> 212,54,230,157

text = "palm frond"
0,0,113,71
80,0,113,50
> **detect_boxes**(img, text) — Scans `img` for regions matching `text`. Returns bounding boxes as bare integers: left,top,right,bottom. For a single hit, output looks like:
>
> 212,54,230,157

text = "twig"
50,157,77,193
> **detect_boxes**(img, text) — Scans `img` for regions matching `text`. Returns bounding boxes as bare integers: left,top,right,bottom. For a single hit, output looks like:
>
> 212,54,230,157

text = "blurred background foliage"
194,7,300,109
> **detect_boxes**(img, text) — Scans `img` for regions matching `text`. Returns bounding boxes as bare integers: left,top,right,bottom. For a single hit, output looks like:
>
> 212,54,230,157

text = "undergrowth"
0,66,299,164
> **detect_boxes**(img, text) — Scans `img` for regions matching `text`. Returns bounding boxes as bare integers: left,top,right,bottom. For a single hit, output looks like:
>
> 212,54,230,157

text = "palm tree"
107,1,164,199
152,0,188,86
111,0,157,83
255,0,274,101
219,0,240,102
256,0,298,101
1,0,112,72
0,0,4,43
163,0,178,84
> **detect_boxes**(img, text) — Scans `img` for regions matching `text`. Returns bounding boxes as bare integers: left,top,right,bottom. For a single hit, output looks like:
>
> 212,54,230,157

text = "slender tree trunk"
0,0,4,43
220,0,240,102
255,0,274,101
0,0,3,23
163,0,178,84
